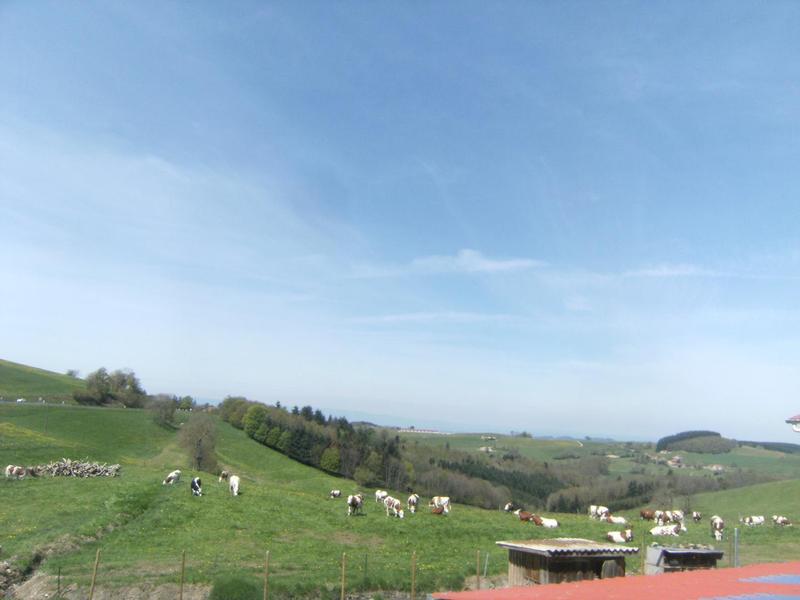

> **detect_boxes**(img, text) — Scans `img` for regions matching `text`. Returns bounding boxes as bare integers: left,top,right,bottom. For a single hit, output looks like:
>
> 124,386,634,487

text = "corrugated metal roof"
496,538,639,556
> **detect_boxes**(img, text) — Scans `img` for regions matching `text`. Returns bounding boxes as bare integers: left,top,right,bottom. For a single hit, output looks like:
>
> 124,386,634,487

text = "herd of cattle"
329,488,451,519
12,464,794,548
161,469,241,497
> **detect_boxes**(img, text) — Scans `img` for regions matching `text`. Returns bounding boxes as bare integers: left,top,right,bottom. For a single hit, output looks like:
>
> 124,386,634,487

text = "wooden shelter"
644,545,723,575
496,538,639,586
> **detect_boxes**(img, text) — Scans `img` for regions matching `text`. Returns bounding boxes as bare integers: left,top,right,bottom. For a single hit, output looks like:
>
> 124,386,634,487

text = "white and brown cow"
741,515,765,526
229,475,240,496
692,511,703,523
190,477,202,496
606,529,633,543
347,493,364,516
375,489,389,503
407,493,420,513
218,470,229,483
329,489,342,499
5,465,27,479
429,496,451,514
650,523,681,536
384,496,404,519
773,515,792,526
540,517,559,528
604,514,628,525
589,505,610,520
163,469,181,485
711,515,725,541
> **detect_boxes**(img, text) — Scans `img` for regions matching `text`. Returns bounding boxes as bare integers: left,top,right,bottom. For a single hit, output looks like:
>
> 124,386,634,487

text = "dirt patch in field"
332,531,384,549
10,574,211,599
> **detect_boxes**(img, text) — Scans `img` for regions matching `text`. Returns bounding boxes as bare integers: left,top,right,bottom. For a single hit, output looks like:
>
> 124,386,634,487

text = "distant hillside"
656,430,737,453
0,359,85,401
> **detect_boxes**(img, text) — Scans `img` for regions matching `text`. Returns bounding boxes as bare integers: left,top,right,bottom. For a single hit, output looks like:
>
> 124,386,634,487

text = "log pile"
36,458,121,478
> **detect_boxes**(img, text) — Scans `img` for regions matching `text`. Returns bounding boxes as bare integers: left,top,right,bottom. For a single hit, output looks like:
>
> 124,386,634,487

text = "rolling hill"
0,358,85,401
2,383,800,596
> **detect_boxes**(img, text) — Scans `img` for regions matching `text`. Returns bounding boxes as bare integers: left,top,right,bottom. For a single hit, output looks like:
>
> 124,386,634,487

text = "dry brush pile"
35,458,121,478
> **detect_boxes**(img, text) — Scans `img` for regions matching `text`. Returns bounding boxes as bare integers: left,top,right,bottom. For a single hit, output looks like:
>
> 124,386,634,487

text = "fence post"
340,552,346,600
179,550,186,600
734,528,740,567
88,548,101,600
476,550,480,590
411,551,417,600
263,550,270,600
483,552,489,578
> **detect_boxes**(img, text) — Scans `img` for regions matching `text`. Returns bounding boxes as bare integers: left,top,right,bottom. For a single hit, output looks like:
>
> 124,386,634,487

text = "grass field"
3,403,800,597
0,358,85,402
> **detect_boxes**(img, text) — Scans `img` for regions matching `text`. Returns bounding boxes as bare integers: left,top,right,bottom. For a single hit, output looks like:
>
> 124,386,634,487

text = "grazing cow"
517,510,537,523
540,517,559,528
429,496,451,514
607,529,634,543
773,515,792,527
190,477,202,496
503,502,518,512
163,470,181,485
329,489,342,499
229,475,240,496
431,506,445,515
5,465,26,479
218,470,229,483
741,515,765,526
692,511,703,523
605,514,628,525
711,515,725,541
384,496,404,519
640,509,656,521
589,505,610,520
346,493,364,516
407,493,420,513
375,489,389,503
650,523,681,536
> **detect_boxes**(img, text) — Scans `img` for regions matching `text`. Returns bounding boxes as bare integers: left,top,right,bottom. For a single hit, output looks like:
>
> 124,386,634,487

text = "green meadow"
2,404,800,596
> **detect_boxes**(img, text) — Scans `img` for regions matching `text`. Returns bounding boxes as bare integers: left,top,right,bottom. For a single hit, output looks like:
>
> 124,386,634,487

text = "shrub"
209,574,261,600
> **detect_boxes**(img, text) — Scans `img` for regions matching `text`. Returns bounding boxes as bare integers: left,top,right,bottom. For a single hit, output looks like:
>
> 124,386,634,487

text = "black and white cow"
190,477,202,496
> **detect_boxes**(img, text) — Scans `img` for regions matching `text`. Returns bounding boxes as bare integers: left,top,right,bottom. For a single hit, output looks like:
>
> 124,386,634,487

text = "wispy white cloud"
352,249,545,278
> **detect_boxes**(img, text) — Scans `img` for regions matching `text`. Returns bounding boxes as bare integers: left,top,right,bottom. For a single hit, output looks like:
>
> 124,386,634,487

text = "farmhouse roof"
496,538,639,557
786,414,800,423
433,560,800,599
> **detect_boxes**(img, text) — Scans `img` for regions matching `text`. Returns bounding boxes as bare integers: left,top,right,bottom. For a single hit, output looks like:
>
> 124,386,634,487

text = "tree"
150,394,177,427
178,396,195,411
243,404,268,438
65,369,80,378
109,369,146,408
178,413,218,472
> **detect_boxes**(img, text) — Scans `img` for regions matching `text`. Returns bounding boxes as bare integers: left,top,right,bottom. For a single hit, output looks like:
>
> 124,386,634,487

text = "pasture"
0,359,84,402
2,404,800,597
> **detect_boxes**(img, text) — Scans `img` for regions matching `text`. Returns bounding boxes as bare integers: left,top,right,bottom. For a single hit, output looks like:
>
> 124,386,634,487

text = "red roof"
786,414,800,423
433,561,800,600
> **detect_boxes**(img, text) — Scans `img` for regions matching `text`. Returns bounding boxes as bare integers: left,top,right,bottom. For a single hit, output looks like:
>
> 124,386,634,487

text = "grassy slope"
0,358,85,401
0,405,629,595
401,431,800,480
3,405,800,595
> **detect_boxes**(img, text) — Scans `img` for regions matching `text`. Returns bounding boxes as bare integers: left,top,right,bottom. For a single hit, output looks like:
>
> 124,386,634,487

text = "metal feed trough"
496,538,639,586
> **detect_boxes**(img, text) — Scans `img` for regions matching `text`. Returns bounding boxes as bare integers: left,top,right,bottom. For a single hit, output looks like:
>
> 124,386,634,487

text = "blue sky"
2,2,800,440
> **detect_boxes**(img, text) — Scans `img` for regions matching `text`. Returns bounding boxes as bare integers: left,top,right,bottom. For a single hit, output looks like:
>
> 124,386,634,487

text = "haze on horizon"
2,2,799,442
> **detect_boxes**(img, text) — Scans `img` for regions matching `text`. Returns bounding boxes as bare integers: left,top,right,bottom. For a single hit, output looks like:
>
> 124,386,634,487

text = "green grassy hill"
3,404,800,597
0,358,85,401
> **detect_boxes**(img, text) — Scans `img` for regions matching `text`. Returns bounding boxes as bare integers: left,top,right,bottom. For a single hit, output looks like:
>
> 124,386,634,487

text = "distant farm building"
496,538,638,586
